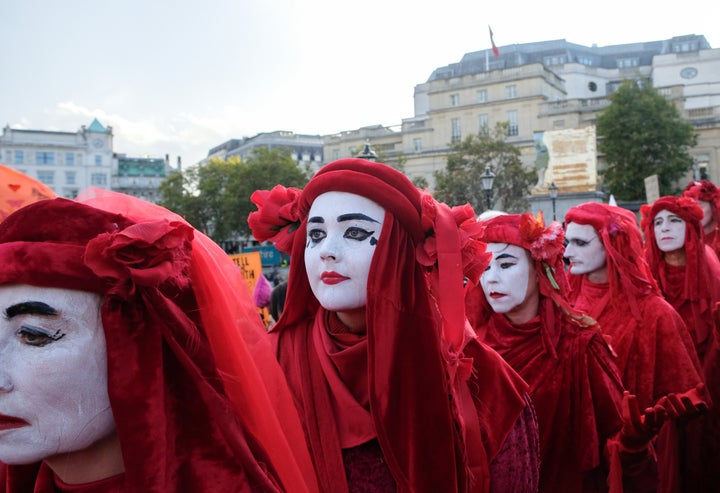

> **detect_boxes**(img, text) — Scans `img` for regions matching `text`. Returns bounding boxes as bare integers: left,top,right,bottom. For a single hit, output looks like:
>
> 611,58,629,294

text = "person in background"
249,158,540,493
467,212,663,493
269,280,288,325
0,195,317,493
682,179,720,260
565,201,708,493
641,195,720,492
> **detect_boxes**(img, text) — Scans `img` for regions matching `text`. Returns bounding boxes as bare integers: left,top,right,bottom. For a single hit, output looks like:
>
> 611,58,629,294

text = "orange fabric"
0,164,55,222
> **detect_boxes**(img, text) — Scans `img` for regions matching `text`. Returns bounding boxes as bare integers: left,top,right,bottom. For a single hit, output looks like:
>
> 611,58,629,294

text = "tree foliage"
597,80,697,201
433,123,535,213
158,147,309,243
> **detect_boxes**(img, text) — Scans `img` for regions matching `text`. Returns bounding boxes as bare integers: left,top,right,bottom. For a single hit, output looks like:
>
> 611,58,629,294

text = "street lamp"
548,181,559,221
356,141,378,161
481,167,496,210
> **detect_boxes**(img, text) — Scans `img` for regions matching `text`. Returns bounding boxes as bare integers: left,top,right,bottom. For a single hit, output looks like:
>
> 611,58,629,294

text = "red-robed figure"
249,158,540,493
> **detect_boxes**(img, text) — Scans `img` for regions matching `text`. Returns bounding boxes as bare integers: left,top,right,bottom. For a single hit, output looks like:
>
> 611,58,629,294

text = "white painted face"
653,209,686,253
304,192,384,314
564,222,607,278
0,284,114,465
480,243,538,317
698,200,713,229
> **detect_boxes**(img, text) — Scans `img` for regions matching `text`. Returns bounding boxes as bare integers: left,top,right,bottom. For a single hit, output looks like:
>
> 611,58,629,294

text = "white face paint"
653,209,686,253
564,222,608,281
698,200,713,229
305,192,384,315
0,285,114,465
481,243,538,321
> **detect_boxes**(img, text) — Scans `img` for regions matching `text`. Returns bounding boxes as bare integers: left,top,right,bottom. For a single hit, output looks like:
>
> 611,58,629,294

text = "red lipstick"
321,271,349,285
0,414,29,430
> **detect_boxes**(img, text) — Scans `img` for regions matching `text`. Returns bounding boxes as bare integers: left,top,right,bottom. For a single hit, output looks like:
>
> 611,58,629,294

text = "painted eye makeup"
344,227,374,241
17,325,65,347
307,228,326,244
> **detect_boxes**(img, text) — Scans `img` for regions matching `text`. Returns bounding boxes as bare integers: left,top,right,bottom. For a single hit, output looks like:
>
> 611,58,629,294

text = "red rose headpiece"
0,197,316,492
249,158,490,350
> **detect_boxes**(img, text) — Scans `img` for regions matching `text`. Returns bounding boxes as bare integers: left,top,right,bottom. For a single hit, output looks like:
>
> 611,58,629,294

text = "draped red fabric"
471,213,658,493
482,310,626,492
640,196,720,492
0,198,315,493
640,196,718,358
253,159,532,492
682,180,720,259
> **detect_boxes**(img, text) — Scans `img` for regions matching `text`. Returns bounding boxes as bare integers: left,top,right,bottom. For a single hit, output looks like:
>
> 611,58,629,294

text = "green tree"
434,122,535,213
158,147,309,243
597,80,698,201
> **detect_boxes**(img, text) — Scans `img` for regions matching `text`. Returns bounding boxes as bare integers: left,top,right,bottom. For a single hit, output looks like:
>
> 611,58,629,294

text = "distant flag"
489,25,499,57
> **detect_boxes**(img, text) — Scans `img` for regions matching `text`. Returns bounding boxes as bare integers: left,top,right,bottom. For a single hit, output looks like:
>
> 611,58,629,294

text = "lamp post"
481,167,496,210
548,181,559,221
356,141,378,161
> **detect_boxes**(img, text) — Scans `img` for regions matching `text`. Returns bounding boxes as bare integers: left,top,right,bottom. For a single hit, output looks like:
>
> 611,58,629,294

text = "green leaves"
158,147,309,244
597,80,697,201
434,122,535,213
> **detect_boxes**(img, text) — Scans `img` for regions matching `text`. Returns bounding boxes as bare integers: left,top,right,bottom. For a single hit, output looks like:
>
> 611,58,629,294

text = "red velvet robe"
568,276,706,493
271,309,538,493
479,306,656,493
568,277,703,409
653,257,720,493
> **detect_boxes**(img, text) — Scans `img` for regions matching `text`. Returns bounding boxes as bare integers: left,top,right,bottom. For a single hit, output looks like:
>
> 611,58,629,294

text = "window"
413,138,422,152
37,170,54,185
65,171,76,185
36,152,55,165
617,58,639,68
450,94,460,107
543,55,567,66
478,114,489,135
476,90,487,103
91,173,107,186
65,153,75,166
507,111,519,137
332,149,340,160
14,150,24,165
505,85,517,99
95,155,102,166
451,118,462,143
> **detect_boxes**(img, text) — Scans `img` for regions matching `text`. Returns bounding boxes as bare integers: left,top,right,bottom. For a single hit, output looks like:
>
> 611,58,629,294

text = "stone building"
323,34,720,199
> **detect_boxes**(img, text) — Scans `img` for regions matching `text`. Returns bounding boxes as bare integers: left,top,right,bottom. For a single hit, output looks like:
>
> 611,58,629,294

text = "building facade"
205,130,323,173
323,34,720,192
0,118,174,202
0,118,114,199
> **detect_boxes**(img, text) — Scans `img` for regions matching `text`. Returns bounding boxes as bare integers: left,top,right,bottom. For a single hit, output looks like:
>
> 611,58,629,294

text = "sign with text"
243,245,282,266
229,251,263,292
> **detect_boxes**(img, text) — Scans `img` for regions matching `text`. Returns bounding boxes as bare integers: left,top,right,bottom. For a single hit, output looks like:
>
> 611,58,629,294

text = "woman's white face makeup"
481,243,536,316
305,192,384,314
653,209,687,253
564,222,607,279
0,284,115,465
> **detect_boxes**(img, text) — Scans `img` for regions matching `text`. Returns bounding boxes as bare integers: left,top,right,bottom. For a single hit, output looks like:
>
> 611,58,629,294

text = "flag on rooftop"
489,25,499,57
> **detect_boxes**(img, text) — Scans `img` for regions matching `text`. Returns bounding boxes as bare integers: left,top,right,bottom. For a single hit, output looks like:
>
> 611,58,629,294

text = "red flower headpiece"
248,185,302,253
85,220,194,298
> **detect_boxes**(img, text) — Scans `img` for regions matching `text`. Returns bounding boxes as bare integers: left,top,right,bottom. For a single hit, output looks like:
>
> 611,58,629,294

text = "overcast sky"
2,0,718,166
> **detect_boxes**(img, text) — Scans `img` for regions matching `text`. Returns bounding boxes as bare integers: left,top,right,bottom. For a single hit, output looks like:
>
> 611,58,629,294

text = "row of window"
25,170,108,187
450,111,519,143
450,86,517,108
6,150,104,166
